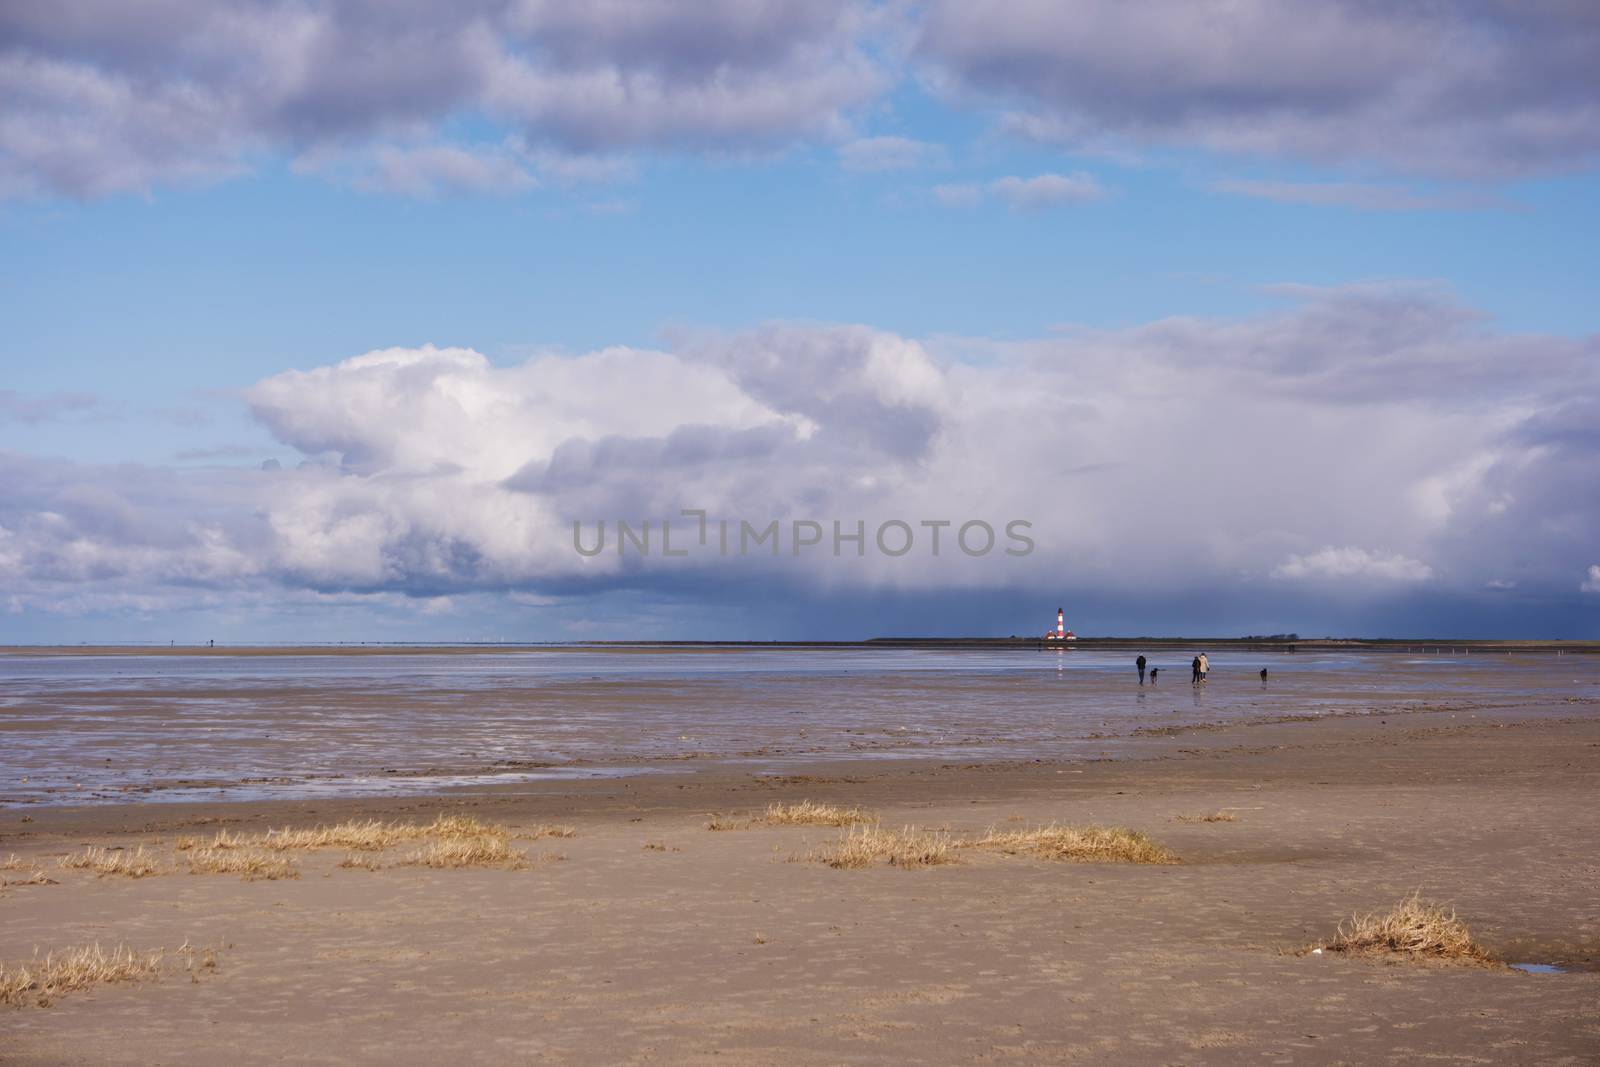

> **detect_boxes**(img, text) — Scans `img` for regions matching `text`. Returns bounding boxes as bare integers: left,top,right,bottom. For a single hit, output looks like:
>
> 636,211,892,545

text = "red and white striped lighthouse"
1056,607,1065,640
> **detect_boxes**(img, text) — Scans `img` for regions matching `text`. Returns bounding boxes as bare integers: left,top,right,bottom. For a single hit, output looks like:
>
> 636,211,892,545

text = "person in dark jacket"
1191,656,1202,684
1136,654,1147,684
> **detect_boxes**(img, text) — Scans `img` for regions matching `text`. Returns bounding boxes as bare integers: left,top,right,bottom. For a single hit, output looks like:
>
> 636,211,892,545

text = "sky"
2,0,1599,642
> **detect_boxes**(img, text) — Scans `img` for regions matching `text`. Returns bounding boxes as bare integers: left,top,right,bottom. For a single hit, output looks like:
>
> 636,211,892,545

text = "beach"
2,651,1598,1063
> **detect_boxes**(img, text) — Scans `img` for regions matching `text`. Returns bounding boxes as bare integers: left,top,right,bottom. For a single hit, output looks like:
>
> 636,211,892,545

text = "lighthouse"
1045,606,1078,642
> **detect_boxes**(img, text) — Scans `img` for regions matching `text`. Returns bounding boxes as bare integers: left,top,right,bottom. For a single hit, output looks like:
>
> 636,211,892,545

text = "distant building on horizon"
1045,606,1077,642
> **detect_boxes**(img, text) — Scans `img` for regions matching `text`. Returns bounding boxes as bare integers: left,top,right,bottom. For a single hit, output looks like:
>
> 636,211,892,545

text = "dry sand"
3,709,1598,1064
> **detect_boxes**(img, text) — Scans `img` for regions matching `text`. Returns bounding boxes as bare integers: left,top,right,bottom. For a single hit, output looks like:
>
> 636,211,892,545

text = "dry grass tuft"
177,942,221,984
59,846,162,878
760,801,873,828
0,854,56,887
705,815,751,831
262,818,440,851
1320,894,1494,963
1177,811,1237,823
802,824,956,869
178,814,510,855
175,829,252,851
0,943,163,1008
397,834,528,870
970,824,1177,864
185,847,298,881
2,870,59,888
175,813,533,871
517,824,577,840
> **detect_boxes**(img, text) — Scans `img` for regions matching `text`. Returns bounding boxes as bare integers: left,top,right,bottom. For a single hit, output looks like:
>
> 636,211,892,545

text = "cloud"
914,0,1600,177
933,173,1104,210
246,343,788,481
526,149,636,186
838,135,944,172
931,182,981,208
1271,547,1433,584
14,2,1595,200
1583,566,1600,594
481,0,884,153
171,445,271,463
0,390,108,424
3,283,1599,633
988,172,1103,210
352,142,537,197
0,0,884,199
1211,180,1503,212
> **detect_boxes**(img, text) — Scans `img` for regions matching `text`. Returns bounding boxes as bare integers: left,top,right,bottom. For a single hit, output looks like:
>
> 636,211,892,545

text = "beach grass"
969,824,1177,864
517,824,577,840
177,814,537,870
707,802,873,831
1177,811,1238,823
760,801,875,827
2,870,58,887
1321,894,1493,963
0,944,163,1007
177,814,522,857
396,834,528,870
58,846,162,878
802,824,956,869
261,815,493,851
185,847,298,881
1,854,55,887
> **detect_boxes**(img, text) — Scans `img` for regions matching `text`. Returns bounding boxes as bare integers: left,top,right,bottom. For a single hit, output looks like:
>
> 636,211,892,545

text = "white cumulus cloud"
2,283,1597,627
1271,547,1434,584
988,172,1104,210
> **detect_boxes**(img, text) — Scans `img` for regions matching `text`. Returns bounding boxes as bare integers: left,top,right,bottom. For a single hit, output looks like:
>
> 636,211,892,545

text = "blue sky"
2,1,1599,641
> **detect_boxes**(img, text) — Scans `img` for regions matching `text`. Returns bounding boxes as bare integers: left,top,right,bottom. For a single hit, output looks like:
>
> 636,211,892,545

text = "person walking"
1191,656,1201,684
1198,652,1210,682
1136,654,1147,684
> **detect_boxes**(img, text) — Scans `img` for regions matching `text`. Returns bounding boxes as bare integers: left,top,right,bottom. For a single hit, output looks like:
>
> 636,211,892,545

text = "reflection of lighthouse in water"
1046,607,1077,642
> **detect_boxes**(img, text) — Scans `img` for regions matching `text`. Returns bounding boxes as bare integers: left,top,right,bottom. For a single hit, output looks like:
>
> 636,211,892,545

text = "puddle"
1508,963,1565,974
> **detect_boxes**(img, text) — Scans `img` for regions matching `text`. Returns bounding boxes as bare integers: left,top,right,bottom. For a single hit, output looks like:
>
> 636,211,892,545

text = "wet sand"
7,646,1595,806
3,707,1598,1064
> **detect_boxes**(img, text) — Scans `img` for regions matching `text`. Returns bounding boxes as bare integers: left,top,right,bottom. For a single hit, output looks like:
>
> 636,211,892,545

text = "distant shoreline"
3,637,1599,655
